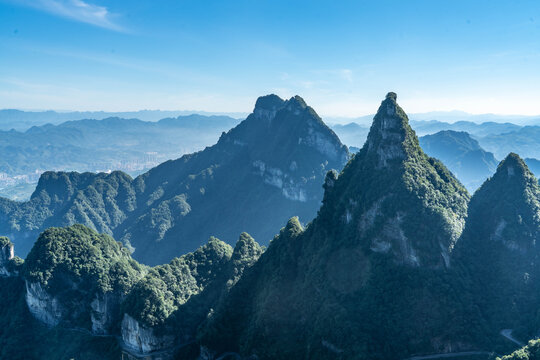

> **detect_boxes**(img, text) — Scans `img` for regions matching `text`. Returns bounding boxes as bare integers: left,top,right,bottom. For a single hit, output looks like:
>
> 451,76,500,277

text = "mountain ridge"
0,95,348,265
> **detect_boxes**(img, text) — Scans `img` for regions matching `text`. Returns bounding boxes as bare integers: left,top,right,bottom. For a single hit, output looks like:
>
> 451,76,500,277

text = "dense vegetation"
22,225,145,330
123,237,234,328
498,340,540,360
454,153,540,340
25,225,145,295
0,224,263,356
0,95,347,265
122,232,263,344
0,235,11,248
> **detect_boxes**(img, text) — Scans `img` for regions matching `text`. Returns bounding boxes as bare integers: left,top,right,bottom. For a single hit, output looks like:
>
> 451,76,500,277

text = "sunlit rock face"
25,281,63,326
91,292,122,334
0,238,13,276
121,314,175,354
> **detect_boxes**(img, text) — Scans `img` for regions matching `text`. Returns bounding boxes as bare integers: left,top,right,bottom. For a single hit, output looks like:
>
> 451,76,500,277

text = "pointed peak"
287,95,308,109
232,232,263,262
204,235,228,248
234,232,256,251
364,92,418,167
385,91,397,102
490,153,538,184
498,153,528,175
283,216,304,238
472,152,539,211
199,236,233,256
374,91,406,122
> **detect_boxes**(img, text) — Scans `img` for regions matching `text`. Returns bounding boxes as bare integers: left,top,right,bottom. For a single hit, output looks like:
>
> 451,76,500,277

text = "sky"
0,0,539,117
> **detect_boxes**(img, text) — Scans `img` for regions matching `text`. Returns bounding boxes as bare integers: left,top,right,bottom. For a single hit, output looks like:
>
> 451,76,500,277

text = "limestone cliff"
0,236,14,276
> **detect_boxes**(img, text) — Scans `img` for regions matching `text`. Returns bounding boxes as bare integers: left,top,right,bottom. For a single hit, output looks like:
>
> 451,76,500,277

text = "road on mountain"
405,329,527,360
405,351,491,360
501,329,524,347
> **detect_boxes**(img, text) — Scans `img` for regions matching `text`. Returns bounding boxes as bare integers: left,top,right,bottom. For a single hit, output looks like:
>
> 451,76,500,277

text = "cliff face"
121,314,175,354
25,281,63,326
0,237,14,276
90,292,123,334
14,225,263,356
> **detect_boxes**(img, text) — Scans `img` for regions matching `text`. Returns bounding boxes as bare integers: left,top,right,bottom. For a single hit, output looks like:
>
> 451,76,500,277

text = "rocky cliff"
12,224,262,356
0,236,14,276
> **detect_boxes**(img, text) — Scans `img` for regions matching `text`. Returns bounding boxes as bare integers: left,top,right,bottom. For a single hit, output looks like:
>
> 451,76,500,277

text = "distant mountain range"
0,109,246,131
0,114,240,199
331,119,537,149
328,111,540,126
479,126,540,160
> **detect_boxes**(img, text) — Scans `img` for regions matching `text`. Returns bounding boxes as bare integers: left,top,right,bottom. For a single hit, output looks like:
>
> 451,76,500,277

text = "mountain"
0,234,121,360
0,225,262,359
525,158,540,177
4,93,540,360
331,119,525,157
408,112,540,126
419,130,498,191
198,93,477,359
478,126,540,160
0,109,246,131
0,95,348,264
330,122,370,148
0,114,240,201
410,120,523,137
453,154,540,339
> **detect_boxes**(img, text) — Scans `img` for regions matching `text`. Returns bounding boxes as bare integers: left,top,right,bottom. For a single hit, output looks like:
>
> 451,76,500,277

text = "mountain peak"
364,92,418,168
457,152,539,254
253,94,286,121
284,216,304,238
497,152,529,178
286,95,308,110
385,91,397,101
253,94,309,121
317,92,469,268
254,94,285,111
232,232,263,264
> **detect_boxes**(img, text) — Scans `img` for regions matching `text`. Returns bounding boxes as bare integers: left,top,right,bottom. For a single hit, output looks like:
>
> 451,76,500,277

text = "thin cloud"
339,69,353,83
13,0,125,31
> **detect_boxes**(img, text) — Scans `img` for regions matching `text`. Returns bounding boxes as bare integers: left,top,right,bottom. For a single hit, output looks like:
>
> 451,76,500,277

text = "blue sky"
0,0,539,117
